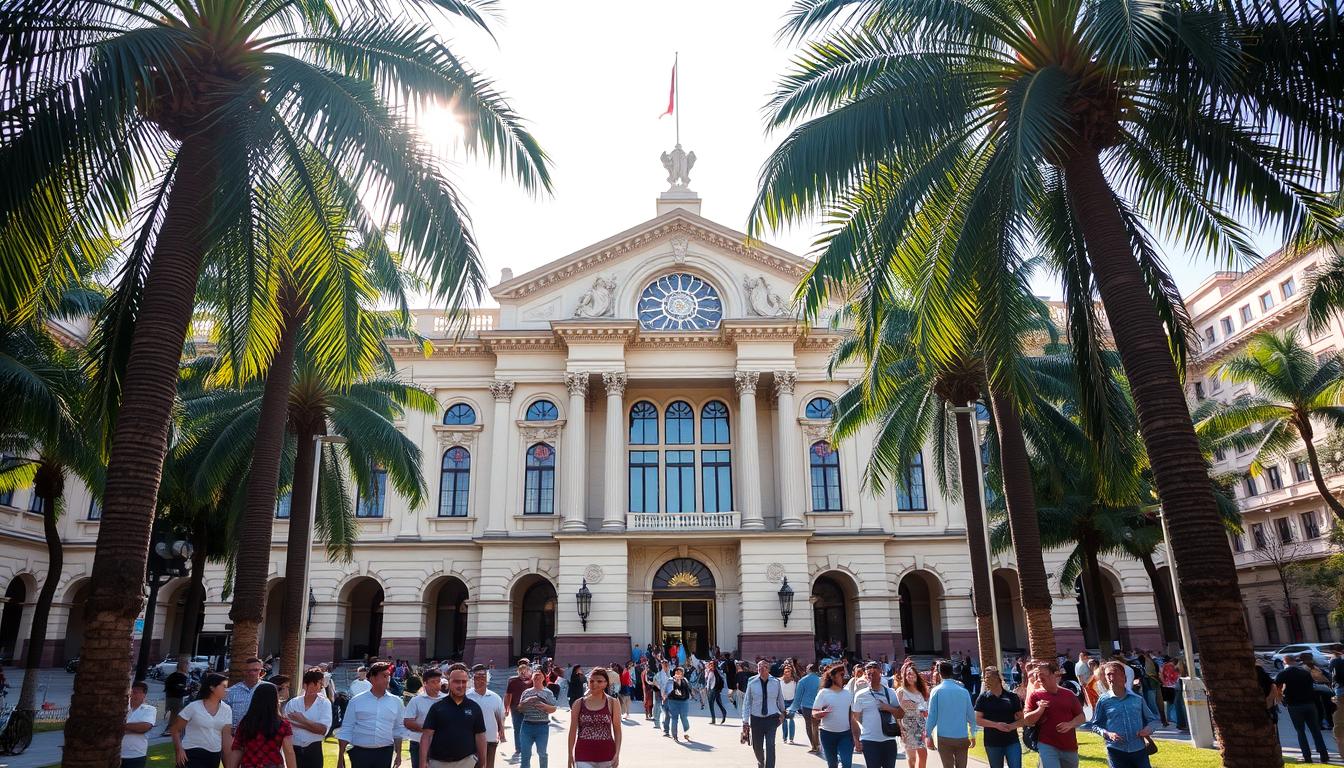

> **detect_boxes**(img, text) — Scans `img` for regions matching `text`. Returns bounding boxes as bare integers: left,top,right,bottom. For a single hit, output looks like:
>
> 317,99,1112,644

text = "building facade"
0,156,1171,667
1185,249,1344,647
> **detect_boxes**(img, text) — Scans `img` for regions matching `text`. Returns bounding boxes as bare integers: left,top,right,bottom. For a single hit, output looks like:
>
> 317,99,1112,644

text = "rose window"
637,273,722,330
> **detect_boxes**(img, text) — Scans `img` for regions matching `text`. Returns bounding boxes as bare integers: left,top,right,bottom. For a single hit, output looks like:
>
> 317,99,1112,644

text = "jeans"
649,691,662,722
709,689,727,722
818,729,853,768
665,698,690,738
859,739,899,768
750,714,780,768
408,740,422,768
1104,749,1152,768
295,742,324,768
517,721,550,768
121,758,147,768
1287,702,1331,762
1037,743,1080,768
348,746,395,768
984,742,1022,768
511,711,525,750
781,699,795,741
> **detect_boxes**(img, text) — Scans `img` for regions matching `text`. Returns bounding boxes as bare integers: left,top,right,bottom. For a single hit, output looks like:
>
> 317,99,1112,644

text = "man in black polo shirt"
420,666,486,768
1276,652,1332,764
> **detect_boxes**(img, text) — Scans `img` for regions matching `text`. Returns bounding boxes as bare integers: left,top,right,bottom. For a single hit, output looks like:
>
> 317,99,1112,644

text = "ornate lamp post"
576,579,592,631
134,531,193,681
778,577,794,627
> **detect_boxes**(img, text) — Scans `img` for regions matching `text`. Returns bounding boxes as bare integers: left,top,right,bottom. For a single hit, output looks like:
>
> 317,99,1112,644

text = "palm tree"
752,2,1338,760
1197,329,1344,521
3,0,549,756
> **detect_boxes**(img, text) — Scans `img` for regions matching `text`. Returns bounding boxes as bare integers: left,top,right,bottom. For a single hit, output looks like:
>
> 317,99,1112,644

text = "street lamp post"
295,434,347,674
134,532,193,681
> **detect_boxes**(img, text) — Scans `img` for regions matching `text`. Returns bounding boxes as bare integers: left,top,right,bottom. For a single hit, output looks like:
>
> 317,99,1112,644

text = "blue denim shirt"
790,673,821,714
1086,690,1162,753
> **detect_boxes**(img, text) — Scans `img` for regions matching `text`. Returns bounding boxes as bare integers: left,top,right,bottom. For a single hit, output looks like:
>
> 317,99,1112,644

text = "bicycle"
0,685,35,756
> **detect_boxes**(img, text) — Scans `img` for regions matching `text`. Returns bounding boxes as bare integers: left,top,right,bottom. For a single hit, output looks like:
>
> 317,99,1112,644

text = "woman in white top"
810,663,855,768
171,672,233,768
896,664,931,768
779,665,799,744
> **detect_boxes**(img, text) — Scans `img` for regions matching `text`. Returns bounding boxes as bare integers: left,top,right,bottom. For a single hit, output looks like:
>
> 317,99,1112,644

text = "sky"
417,0,1282,308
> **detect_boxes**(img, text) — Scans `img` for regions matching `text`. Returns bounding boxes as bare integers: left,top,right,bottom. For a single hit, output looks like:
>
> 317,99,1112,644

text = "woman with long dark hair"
568,665,585,709
231,680,296,768
567,667,622,768
171,672,232,768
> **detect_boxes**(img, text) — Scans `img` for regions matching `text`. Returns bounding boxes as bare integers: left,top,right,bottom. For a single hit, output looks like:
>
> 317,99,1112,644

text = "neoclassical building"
0,154,1170,667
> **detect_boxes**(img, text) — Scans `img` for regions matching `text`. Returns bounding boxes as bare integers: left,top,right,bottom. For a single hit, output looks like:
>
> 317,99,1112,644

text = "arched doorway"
0,575,29,660
993,570,1027,652
898,571,943,654
812,573,858,658
427,577,469,661
344,578,384,660
512,577,556,660
1075,572,1122,652
63,580,91,661
1152,566,1179,647
260,580,285,659
651,558,715,659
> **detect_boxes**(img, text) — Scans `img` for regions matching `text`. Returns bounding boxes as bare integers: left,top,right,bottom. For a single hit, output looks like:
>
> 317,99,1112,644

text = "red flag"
659,61,676,118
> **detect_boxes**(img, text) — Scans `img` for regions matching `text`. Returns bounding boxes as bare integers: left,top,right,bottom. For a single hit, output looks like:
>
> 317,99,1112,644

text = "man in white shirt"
350,666,373,697
741,660,787,768
122,681,157,768
338,661,405,768
467,664,506,768
1075,652,1092,691
286,668,335,768
402,668,443,768
224,656,265,727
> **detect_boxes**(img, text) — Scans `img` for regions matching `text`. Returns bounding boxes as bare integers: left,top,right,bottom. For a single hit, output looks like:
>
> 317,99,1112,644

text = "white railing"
626,512,741,531
409,308,499,338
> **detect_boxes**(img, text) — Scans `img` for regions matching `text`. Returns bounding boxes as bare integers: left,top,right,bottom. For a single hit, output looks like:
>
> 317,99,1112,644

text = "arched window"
897,451,927,511
525,400,558,421
356,467,388,518
439,447,471,517
637,273,723,330
700,401,730,444
524,443,556,515
630,401,658,445
809,441,842,512
444,403,476,425
665,401,694,444
805,397,835,420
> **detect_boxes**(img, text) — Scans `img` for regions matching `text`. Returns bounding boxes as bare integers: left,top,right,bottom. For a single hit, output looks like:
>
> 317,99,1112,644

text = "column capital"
734,370,760,395
773,370,797,397
602,371,628,396
565,372,589,398
489,380,516,402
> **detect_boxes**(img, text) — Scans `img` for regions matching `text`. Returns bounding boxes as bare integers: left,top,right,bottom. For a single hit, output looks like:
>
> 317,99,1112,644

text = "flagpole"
674,51,680,145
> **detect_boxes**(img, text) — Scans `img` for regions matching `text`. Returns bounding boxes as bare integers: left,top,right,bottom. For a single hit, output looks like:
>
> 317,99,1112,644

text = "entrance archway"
651,558,715,659
812,573,858,658
427,577,469,661
260,580,285,659
1152,566,1179,646
0,576,30,660
63,580,91,660
898,571,943,654
512,576,556,660
1075,572,1122,651
344,578,384,659
993,570,1027,652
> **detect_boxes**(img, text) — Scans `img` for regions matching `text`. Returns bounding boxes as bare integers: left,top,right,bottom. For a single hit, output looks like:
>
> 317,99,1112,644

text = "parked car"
1271,643,1338,667
151,655,210,678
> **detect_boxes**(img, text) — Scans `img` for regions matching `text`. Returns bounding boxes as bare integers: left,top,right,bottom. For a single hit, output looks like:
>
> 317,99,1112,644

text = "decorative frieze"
433,425,483,450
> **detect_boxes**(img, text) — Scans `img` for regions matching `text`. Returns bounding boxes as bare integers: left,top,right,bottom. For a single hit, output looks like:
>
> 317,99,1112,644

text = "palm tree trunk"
1138,553,1179,649
228,295,303,681
18,463,63,713
1063,149,1279,766
953,406,998,670
989,389,1055,661
1298,419,1344,521
1080,537,1114,654
280,415,322,682
64,134,219,768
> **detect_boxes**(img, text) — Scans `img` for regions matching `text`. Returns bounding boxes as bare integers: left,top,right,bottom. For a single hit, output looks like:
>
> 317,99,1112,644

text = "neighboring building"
1185,248,1344,647
0,150,1167,667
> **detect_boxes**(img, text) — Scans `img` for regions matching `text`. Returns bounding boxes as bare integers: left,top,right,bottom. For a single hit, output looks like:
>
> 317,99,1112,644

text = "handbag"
1022,725,1039,752
876,688,901,738
1143,736,1159,756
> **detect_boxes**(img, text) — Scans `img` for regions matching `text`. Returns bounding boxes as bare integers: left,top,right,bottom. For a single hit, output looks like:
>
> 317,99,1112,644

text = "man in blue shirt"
789,664,822,754
927,660,977,767
741,660,787,768
1086,661,1162,768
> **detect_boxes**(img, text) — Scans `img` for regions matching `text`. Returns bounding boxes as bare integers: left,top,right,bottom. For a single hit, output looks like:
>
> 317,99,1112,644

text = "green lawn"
970,732,1233,768
43,738,372,768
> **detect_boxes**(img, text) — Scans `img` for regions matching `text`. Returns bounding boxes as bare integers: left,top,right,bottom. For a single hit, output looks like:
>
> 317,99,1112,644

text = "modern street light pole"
294,434,347,674
134,531,193,681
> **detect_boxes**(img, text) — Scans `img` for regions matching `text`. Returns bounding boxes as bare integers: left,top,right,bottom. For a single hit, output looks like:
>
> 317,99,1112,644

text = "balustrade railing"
626,512,740,530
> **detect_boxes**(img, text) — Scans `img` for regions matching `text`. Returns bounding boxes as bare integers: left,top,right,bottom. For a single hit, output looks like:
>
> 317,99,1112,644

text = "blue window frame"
666,450,696,512
88,497,102,521
809,441,843,511
275,492,291,519
439,447,471,517
0,488,11,507
701,450,733,512
524,443,556,514
665,401,694,444
630,401,659,445
27,490,42,513
805,397,835,420
526,400,559,421
629,450,659,513
443,403,477,425
356,468,388,518
897,452,927,511
701,401,730,444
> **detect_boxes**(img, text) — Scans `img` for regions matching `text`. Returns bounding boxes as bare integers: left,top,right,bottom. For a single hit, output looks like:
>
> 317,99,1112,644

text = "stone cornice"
478,330,564,353
550,320,640,344
722,318,806,342
627,330,732,350
794,331,845,352
387,339,491,359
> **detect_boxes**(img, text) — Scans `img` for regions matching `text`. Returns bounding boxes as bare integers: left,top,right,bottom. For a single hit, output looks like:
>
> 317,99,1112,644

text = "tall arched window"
630,401,658,445
700,401,733,512
665,401,694,444
805,397,835,420
810,441,842,512
524,443,556,515
526,400,558,421
439,447,471,517
444,403,477,425
701,401,730,444
897,451,927,511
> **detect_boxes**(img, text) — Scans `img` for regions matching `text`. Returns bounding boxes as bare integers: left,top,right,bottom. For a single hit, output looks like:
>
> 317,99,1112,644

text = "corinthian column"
774,371,805,529
601,372,628,531
736,371,764,529
562,373,589,531
485,380,514,535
